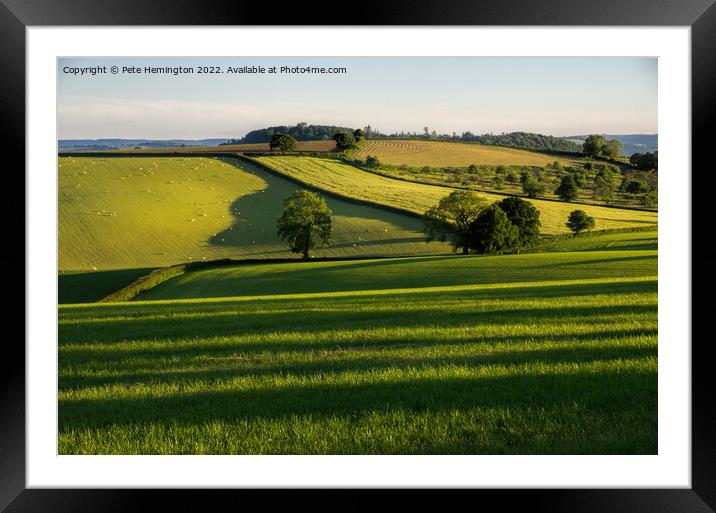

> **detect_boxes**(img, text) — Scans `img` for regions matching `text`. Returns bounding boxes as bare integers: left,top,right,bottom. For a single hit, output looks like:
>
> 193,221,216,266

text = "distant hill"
58,139,227,151
564,134,658,156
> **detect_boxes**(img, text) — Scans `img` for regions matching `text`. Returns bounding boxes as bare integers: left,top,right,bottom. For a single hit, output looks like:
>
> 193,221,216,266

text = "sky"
57,57,658,140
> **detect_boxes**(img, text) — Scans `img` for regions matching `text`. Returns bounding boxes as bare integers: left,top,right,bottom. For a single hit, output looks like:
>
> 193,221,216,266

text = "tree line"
275,189,595,260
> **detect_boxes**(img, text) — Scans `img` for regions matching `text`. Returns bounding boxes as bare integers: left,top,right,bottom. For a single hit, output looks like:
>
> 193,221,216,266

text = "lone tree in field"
353,128,365,141
333,132,357,151
423,190,486,254
496,196,541,249
277,191,333,259
469,204,519,254
269,133,297,153
566,210,595,235
555,174,579,201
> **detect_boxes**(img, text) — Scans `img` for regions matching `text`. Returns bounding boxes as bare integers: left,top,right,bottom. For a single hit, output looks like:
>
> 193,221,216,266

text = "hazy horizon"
58,57,658,140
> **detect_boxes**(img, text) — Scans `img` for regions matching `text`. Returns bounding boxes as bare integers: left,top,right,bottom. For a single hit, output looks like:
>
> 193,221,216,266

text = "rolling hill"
58,155,450,270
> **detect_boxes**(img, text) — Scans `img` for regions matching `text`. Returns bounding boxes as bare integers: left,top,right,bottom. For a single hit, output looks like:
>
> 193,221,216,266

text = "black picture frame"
2,1,714,511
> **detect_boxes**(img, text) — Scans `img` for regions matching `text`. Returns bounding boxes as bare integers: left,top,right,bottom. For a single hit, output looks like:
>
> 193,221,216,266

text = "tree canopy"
234,123,354,144
423,190,487,254
582,134,624,159
495,197,541,248
592,167,615,202
276,191,333,259
469,204,519,254
269,133,297,153
555,174,579,201
333,132,357,151
566,210,595,234
629,151,658,171
521,172,545,198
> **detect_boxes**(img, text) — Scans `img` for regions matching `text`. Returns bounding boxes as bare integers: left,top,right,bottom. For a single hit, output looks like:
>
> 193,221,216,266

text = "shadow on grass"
59,296,657,349
205,158,429,251
60,278,657,323
59,341,657,391
59,268,154,304
58,365,657,431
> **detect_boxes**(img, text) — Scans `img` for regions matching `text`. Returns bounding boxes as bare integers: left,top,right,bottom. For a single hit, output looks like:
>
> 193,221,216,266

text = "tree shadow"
205,158,435,251
59,295,657,353
58,365,657,432
60,340,657,391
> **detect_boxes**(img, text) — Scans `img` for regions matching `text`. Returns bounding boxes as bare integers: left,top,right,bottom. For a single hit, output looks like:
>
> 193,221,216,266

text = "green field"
59,156,450,270
353,139,591,167
58,230,657,454
253,156,658,235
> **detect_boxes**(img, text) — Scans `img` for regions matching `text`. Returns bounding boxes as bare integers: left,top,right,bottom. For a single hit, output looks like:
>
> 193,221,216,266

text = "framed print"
3,0,715,511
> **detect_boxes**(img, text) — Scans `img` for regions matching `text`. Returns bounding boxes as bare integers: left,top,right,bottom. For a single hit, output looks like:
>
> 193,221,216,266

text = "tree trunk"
462,246,469,255
302,248,309,260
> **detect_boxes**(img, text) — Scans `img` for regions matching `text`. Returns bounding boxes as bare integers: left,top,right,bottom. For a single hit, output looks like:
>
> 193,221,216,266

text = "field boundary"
529,225,658,250
95,226,657,303
234,154,427,220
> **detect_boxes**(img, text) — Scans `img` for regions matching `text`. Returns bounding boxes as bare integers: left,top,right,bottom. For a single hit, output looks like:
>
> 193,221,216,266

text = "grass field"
58,230,657,454
110,140,337,154
58,156,450,270
353,139,591,167
253,156,658,235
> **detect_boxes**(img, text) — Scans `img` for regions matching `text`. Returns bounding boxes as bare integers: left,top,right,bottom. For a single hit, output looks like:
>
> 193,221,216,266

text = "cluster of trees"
354,155,655,208
275,190,598,260
629,151,658,171
582,135,624,160
227,123,355,144
423,191,541,255
368,129,582,153
268,129,366,153
332,129,365,150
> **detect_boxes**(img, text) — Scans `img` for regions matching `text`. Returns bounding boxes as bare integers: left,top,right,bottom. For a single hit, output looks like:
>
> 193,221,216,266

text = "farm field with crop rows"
353,139,591,167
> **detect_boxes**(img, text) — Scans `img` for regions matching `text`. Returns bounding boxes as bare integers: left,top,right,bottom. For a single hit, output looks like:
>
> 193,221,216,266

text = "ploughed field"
352,139,591,167
58,156,450,271
58,231,657,454
252,156,658,235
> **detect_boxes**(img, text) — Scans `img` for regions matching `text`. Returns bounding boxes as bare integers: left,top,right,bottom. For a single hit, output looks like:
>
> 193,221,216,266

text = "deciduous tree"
423,190,487,254
566,210,595,234
469,204,519,254
276,191,332,259
496,197,541,248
